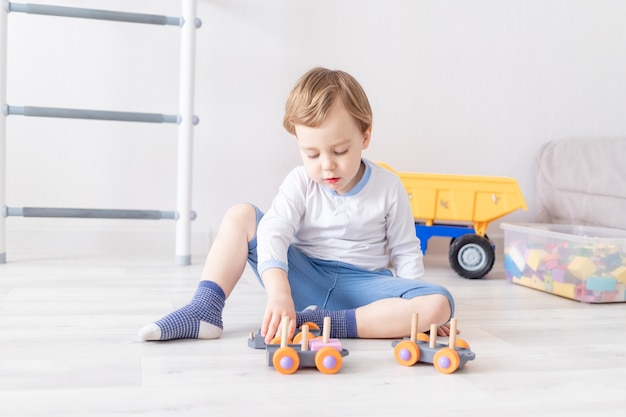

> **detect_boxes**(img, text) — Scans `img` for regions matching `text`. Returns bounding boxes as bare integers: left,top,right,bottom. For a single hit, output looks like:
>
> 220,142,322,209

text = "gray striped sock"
154,280,225,340
295,306,358,338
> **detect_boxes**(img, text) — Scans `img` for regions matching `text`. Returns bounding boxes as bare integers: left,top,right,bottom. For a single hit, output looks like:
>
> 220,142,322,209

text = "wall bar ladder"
0,0,200,265
6,2,184,26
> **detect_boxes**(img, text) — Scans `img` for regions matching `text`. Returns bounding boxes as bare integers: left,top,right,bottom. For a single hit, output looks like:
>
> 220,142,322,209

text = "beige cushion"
535,137,626,230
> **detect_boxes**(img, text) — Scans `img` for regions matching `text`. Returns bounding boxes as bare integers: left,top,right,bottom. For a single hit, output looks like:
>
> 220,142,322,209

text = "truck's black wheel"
448,234,495,279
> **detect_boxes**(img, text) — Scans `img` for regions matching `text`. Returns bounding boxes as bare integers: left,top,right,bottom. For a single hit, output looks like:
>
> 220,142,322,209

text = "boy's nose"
321,155,335,170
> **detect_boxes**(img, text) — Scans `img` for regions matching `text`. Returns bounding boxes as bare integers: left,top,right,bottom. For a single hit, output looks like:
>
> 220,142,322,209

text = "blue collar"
323,159,372,197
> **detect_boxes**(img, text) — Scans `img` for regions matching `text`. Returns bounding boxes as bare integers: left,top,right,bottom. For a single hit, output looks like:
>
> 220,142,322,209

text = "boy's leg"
138,204,258,341
354,294,452,338
267,252,357,339
293,261,454,339
294,295,450,339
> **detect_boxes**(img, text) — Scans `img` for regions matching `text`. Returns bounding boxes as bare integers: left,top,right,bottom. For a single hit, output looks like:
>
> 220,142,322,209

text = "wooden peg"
301,324,309,351
410,313,418,342
280,316,289,348
448,318,457,348
322,316,331,343
429,323,437,348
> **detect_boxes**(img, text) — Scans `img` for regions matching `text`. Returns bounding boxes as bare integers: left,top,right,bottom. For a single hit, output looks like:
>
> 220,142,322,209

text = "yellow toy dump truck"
378,163,527,279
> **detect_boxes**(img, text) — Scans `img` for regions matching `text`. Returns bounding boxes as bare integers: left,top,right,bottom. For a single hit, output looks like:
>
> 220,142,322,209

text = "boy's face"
295,100,371,195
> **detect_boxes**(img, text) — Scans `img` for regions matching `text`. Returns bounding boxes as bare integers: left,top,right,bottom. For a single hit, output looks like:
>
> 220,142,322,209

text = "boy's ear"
362,127,372,149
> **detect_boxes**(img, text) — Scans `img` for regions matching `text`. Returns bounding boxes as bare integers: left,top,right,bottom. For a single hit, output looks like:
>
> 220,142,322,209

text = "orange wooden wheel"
416,333,430,343
268,336,281,345
292,332,323,345
394,340,420,366
292,332,304,344
433,348,460,374
272,347,300,375
455,338,470,350
292,329,317,344
300,321,320,331
314,347,343,374
269,335,292,346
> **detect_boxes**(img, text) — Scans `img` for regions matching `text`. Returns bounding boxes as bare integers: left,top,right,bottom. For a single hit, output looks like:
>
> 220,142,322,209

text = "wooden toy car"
377,162,527,279
249,316,349,375
391,314,475,374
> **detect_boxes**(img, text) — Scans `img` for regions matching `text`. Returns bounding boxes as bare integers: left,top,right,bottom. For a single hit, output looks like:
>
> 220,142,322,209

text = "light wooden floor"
1,240,625,417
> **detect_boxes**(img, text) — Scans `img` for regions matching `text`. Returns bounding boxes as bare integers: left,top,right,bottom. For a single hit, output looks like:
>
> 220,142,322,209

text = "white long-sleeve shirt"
257,159,424,279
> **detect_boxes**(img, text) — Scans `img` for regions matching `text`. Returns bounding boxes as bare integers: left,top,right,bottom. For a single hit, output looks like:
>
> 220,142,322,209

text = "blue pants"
246,206,454,314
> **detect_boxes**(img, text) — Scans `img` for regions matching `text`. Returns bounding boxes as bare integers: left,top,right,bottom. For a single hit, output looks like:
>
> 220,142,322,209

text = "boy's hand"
261,293,296,344
260,268,296,344
436,323,461,337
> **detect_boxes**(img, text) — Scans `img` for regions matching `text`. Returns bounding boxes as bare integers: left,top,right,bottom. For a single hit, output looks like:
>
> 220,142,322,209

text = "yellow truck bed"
377,162,528,279
378,162,528,236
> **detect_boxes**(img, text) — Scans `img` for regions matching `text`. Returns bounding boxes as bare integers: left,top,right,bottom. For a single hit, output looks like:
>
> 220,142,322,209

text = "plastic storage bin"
501,223,626,303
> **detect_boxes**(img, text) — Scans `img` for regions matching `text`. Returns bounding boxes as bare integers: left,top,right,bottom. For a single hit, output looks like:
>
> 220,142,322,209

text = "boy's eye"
334,149,348,156
307,154,319,159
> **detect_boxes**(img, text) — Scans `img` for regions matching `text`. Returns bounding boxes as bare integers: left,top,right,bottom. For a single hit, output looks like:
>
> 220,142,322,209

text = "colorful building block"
567,256,597,280
507,245,526,272
543,253,561,270
585,276,617,292
610,266,626,284
603,253,623,271
599,290,618,303
543,273,554,292
574,283,589,299
504,254,521,278
579,293,602,303
517,275,533,288
526,249,548,271
530,274,545,291
552,281,576,299
550,266,567,283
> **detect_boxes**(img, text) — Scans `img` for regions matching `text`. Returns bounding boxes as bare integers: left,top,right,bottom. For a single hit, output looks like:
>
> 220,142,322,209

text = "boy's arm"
386,180,424,279
257,168,307,342
260,267,296,344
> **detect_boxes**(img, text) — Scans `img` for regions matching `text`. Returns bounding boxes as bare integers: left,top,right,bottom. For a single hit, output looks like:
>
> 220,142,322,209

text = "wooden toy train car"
391,314,475,374
249,316,349,375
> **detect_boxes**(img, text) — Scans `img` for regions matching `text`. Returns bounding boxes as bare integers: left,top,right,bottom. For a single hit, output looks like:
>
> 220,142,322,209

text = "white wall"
4,0,626,257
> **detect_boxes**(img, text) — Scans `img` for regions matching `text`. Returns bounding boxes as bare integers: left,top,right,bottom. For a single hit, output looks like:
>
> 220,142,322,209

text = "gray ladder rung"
5,105,183,124
4,207,197,220
7,2,183,26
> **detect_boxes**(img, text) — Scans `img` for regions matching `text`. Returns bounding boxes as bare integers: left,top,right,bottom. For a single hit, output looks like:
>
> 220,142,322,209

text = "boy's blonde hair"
283,67,373,136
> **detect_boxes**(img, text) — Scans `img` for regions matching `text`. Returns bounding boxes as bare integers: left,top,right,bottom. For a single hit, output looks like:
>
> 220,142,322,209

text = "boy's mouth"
325,177,340,184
